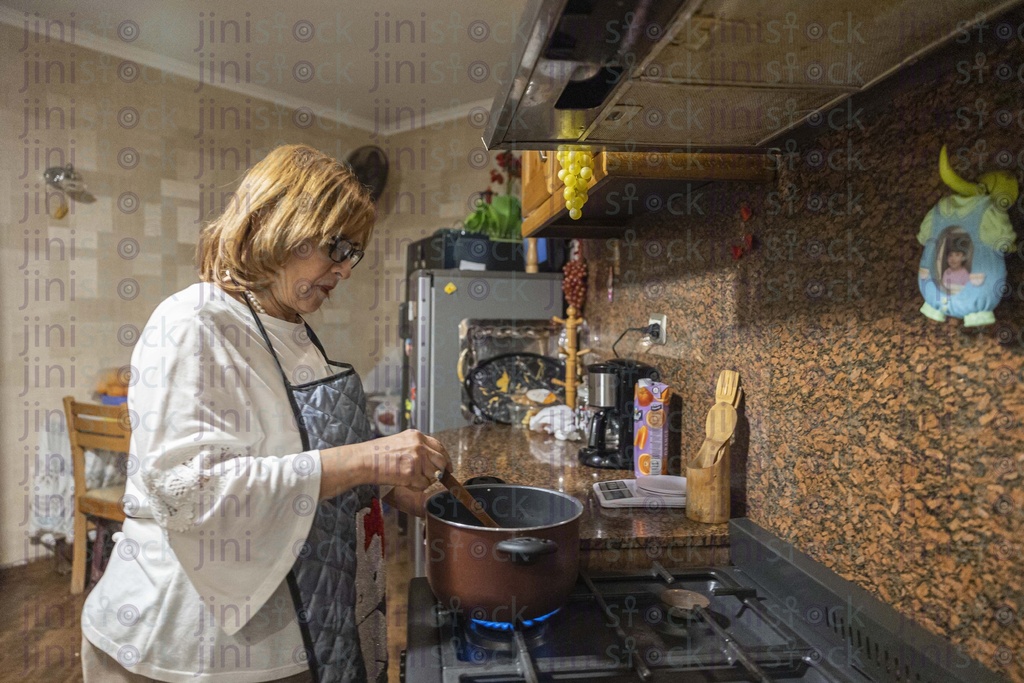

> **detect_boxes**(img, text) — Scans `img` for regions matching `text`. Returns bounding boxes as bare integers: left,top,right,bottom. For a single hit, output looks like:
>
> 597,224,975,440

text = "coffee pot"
578,359,660,469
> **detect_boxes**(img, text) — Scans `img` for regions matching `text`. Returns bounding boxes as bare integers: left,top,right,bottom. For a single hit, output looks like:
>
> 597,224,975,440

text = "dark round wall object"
345,146,389,202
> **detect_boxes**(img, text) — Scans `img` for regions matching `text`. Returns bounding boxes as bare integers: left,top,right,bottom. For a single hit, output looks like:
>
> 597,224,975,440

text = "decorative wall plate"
465,353,565,424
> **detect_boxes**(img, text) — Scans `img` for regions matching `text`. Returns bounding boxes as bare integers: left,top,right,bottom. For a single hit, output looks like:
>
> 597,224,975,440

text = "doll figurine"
917,146,1019,326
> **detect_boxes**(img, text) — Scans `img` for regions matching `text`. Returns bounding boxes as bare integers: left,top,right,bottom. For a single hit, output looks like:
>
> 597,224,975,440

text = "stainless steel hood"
485,0,1024,151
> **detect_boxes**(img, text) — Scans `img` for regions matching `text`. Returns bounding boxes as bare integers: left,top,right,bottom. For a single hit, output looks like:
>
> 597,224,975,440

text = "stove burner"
462,613,555,654
649,590,733,638
659,588,711,615
648,603,731,639
470,608,560,632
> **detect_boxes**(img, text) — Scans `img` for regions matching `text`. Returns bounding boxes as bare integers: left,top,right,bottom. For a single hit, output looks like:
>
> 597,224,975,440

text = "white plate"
526,388,557,404
635,475,687,497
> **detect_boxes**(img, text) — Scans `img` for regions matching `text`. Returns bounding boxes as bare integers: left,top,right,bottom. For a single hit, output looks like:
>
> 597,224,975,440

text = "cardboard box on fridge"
633,379,671,476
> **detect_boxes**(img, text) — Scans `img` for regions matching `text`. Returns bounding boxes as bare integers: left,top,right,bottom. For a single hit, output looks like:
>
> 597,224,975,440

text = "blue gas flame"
470,608,560,632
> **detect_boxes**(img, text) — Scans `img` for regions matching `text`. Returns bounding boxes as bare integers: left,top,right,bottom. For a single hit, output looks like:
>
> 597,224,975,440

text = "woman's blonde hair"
197,144,376,292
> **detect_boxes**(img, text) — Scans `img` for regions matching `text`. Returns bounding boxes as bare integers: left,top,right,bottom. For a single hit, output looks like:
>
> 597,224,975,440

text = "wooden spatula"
691,371,742,468
710,375,742,468
436,468,501,528
715,370,740,408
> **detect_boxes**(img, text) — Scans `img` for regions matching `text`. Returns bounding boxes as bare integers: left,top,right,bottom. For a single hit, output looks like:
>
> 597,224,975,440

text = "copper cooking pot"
425,484,584,622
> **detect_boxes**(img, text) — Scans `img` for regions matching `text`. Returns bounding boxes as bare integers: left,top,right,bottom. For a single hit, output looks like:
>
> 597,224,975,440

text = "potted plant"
463,151,522,242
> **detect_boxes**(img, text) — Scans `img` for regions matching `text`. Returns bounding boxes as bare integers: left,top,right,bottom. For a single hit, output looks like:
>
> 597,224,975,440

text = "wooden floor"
0,553,87,682
0,508,415,682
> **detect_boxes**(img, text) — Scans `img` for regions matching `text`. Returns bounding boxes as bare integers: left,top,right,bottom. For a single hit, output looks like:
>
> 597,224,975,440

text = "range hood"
485,0,1024,151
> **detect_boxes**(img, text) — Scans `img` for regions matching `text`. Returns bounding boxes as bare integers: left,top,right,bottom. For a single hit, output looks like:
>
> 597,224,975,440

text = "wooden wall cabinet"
520,150,558,216
518,150,776,239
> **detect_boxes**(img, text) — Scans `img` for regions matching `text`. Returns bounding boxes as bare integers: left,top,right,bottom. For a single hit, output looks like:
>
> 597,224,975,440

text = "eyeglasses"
327,236,364,268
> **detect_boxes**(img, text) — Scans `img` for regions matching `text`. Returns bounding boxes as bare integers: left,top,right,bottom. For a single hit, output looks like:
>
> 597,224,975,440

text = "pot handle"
494,537,558,565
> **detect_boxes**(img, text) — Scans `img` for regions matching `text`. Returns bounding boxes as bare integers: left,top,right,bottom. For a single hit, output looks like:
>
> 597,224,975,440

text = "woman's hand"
384,484,444,519
360,429,451,490
319,429,450,499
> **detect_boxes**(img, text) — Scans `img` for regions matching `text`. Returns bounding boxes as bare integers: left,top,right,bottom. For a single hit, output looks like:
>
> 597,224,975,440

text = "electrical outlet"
648,314,667,345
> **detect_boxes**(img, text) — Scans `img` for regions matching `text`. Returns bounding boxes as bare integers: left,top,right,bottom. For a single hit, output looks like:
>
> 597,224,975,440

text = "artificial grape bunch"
556,145,594,220
562,255,587,311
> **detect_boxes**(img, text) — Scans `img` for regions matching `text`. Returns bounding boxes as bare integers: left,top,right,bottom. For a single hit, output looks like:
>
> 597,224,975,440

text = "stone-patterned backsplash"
580,27,1024,681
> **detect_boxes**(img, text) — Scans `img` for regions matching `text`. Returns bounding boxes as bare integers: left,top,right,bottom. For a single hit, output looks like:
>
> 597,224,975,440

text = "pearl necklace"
244,290,268,316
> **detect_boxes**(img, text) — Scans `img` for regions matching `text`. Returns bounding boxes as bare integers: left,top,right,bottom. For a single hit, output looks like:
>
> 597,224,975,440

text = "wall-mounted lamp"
43,164,90,219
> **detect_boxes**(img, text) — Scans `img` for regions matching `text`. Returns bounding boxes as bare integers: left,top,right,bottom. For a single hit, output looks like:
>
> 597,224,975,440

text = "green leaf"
463,196,522,240
488,195,522,240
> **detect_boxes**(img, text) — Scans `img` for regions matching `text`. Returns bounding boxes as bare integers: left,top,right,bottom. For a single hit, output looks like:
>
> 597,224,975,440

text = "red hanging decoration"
731,203,757,261
562,253,587,313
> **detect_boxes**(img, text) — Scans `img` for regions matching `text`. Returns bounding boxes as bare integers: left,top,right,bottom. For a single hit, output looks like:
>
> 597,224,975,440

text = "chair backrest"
62,396,132,500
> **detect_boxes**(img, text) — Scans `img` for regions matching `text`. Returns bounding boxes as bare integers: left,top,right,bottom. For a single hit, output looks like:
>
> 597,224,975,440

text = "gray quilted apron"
246,300,387,683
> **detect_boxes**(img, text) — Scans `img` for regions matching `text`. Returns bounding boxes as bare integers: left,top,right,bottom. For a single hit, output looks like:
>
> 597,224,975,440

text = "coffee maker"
579,359,660,469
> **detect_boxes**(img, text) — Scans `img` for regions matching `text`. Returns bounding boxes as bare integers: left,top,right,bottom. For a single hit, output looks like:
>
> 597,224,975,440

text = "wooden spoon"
707,438,730,467
436,468,501,528
693,403,737,468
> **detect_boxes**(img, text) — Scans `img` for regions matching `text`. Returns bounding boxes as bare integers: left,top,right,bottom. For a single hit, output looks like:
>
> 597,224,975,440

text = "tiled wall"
581,27,1024,682
0,18,502,568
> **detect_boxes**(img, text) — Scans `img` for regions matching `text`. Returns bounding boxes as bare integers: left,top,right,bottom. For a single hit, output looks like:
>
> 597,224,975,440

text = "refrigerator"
402,269,564,433
401,269,564,574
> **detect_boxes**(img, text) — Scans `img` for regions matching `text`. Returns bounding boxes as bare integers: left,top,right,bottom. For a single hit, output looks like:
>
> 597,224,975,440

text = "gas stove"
402,519,1006,682
404,569,850,682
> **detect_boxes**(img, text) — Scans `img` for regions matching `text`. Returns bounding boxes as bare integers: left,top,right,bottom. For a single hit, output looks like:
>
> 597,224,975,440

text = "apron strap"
238,293,314,451
303,322,331,364
302,323,353,374
239,292,294,389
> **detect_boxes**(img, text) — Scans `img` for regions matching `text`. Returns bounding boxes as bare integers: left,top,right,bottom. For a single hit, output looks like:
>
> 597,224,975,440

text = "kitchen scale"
592,475,686,509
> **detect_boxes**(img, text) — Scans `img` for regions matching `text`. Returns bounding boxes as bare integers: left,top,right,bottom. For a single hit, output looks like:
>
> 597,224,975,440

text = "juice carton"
634,379,670,476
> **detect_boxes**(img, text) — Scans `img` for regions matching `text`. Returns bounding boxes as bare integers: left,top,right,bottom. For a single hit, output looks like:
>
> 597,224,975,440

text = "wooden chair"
63,396,132,594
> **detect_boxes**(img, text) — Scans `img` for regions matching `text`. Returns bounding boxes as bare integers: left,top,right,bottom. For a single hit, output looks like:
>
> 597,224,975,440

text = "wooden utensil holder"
685,448,730,524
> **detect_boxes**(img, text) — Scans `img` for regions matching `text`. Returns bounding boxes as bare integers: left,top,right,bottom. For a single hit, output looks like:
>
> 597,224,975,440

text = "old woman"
81,144,449,682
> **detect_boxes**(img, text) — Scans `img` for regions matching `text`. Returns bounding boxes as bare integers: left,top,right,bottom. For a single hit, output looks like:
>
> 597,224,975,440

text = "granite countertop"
433,424,729,559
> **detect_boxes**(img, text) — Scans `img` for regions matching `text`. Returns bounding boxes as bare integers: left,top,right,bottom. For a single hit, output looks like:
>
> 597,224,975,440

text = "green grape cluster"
556,146,594,220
